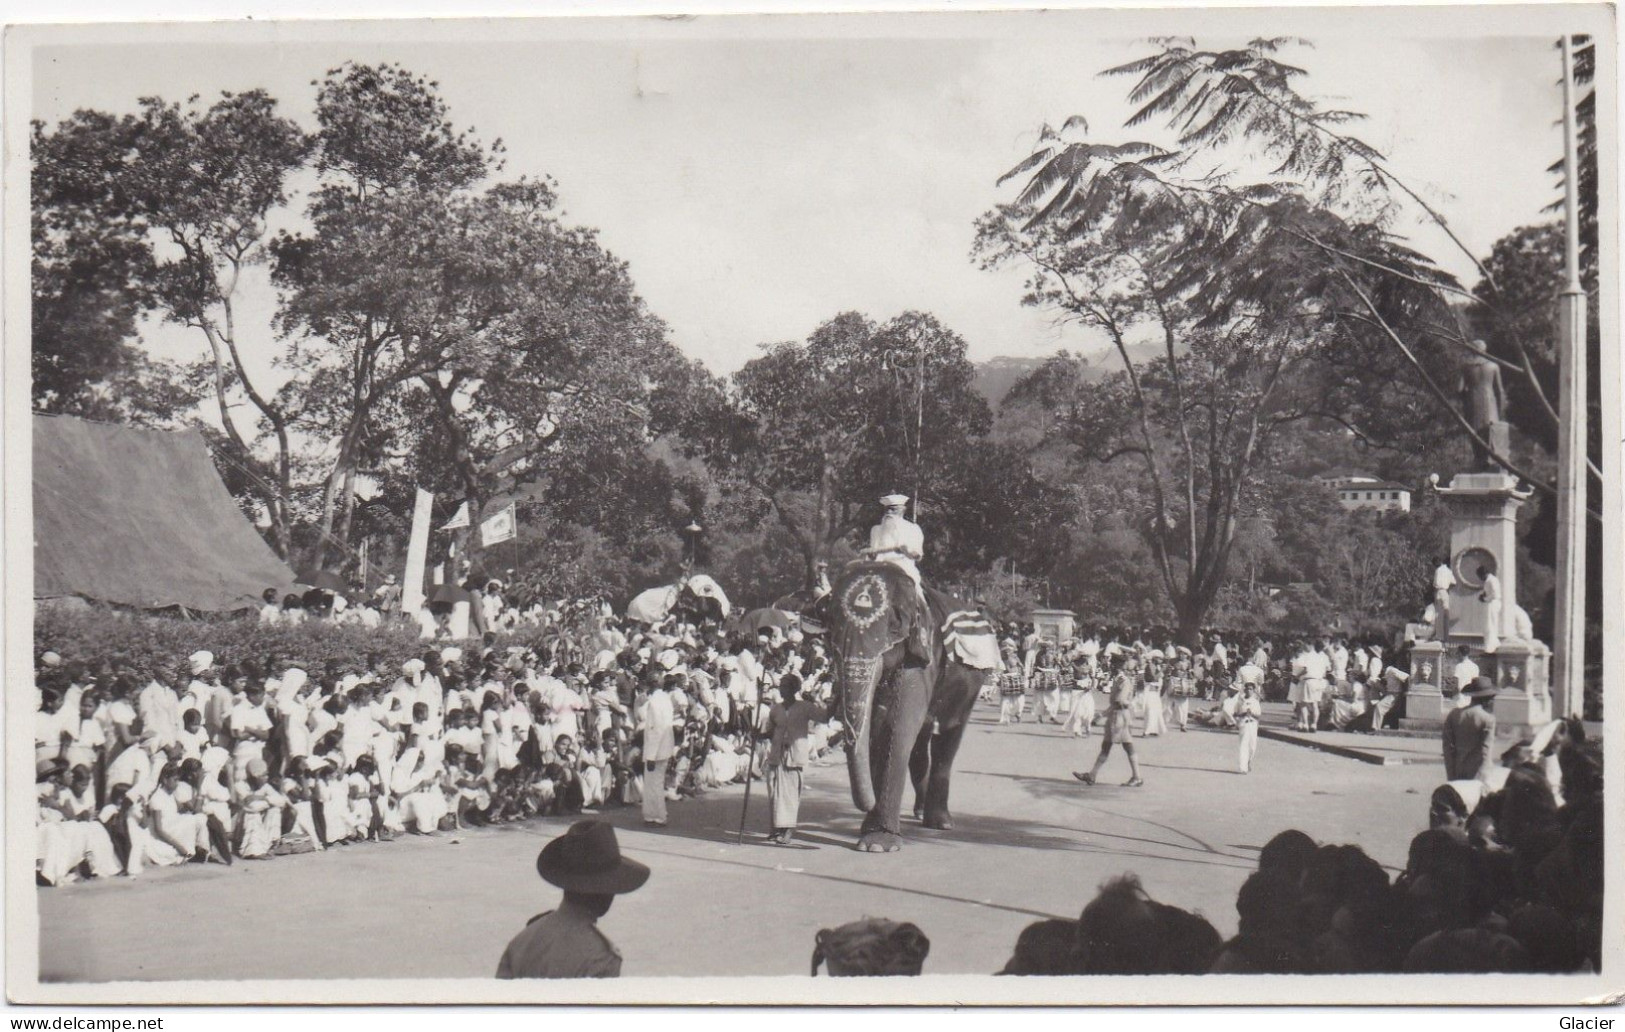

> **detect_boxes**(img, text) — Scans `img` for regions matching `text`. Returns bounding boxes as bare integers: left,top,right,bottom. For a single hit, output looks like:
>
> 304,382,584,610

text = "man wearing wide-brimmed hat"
496,820,649,979
1442,676,1498,782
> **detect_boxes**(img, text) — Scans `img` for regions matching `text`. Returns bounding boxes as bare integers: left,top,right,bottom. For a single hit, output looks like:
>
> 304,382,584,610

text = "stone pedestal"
1488,639,1553,729
1434,472,1527,644
1402,472,1552,737
1404,640,1457,726
1030,608,1076,643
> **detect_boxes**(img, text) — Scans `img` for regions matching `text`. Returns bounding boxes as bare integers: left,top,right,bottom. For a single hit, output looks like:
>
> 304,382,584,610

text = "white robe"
869,514,925,590
143,787,210,865
37,812,121,885
393,749,449,832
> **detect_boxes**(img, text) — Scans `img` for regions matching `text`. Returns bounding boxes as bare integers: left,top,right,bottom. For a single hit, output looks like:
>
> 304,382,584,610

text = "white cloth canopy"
626,575,732,624
627,585,680,625
683,574,732,618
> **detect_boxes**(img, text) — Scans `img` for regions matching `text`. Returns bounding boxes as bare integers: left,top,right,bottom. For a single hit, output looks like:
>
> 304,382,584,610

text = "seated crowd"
34,602,838,885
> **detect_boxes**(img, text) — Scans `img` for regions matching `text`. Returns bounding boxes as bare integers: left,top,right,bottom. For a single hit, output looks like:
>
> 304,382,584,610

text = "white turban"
200,745,231,779
657,649,680,671
281,668,309,695
189,651,215,676
401,658,426,677
40,651,62,668
441,647,463,664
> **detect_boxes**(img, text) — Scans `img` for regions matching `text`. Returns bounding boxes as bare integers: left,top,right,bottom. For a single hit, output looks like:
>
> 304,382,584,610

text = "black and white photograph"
4,1,1621,1009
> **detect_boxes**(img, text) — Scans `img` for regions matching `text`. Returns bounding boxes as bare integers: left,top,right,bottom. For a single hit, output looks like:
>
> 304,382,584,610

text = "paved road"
37,700,1446,982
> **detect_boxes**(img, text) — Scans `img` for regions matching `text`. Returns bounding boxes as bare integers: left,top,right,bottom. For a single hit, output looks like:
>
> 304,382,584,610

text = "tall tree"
32,91,312,554
719,311,993,588
29,112,196,424
981,36,1601,638
345,178,709,584
271,62,498,566
1121,39,1599,499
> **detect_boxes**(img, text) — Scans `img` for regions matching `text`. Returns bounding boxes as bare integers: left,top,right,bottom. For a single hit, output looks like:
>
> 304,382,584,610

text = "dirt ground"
37,699,1448,982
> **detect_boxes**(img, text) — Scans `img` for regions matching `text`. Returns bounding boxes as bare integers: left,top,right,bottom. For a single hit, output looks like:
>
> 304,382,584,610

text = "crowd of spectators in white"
35,584,837,885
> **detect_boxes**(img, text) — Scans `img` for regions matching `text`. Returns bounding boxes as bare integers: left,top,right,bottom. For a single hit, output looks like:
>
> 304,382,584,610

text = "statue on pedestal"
1459,342,1510,472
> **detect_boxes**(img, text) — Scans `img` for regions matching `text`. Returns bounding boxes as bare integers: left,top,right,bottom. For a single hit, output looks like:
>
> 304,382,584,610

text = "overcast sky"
30,10,1572,397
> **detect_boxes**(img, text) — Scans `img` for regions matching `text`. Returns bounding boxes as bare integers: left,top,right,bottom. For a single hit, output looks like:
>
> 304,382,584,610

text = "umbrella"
730,608,797,634
773,590,830,635
773,588,822,613
296,568,349,594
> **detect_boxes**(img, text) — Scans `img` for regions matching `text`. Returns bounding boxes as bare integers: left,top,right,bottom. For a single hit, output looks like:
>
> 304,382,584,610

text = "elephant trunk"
840,654,882,813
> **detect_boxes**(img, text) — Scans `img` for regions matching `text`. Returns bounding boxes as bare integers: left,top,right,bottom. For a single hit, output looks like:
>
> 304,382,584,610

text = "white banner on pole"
480,503,517,547
401,489,434,615
441,501,470,530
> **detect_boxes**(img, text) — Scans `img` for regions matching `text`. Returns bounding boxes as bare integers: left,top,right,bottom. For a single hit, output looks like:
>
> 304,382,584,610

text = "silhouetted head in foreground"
998,919,1082,975
812,918,930,976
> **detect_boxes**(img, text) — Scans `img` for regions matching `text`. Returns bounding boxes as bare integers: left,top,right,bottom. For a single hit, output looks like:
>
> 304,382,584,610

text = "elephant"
827,562,986,852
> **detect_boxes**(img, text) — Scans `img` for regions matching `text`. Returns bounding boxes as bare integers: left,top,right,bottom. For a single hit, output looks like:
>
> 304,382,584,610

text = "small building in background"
1312,470,1413,513
1028,608,1077,643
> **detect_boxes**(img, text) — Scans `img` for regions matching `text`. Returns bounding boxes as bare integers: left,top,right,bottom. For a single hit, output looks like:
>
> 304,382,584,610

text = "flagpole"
1552,32,1589,720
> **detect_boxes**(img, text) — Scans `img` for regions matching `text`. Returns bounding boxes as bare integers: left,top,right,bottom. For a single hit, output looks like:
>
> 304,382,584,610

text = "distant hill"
973,356,1050,408
972,344,1162,408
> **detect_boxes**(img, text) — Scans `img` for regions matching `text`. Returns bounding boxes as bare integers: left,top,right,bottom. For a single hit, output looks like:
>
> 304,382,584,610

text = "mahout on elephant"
826,561,989,852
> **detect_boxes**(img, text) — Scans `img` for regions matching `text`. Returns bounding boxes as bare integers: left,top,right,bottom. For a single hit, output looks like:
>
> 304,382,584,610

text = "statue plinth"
1401,471,1552,736
1432,472,1528,644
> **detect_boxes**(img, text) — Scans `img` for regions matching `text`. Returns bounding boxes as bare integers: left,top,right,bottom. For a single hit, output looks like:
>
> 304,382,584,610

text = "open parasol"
296,568,349,594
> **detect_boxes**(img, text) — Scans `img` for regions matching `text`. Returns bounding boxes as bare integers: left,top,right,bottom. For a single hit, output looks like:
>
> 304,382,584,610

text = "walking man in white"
1292,641,1331,732
1236,682,1263,773
638,683,677,827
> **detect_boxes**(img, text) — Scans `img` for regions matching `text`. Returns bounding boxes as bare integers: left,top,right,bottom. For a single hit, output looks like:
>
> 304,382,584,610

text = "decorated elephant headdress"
830,562,924,661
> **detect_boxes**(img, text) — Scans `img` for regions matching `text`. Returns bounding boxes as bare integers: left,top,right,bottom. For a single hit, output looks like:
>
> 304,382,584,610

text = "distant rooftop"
1336,480,1413,494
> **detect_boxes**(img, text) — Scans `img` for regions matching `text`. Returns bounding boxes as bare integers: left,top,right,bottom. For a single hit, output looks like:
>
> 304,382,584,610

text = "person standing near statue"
1458,342,1510,471
1478,563,1503,654
1431,557,1456,641
1442,678,1499,783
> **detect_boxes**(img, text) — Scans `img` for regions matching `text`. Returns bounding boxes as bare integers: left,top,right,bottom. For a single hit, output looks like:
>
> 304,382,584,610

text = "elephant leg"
921,667,982,831
920,722,968,830
857,672,930,852
908,726,932,820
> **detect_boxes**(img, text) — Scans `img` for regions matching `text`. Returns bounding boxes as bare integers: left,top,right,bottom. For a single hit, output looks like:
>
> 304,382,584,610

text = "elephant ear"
833,567,909,656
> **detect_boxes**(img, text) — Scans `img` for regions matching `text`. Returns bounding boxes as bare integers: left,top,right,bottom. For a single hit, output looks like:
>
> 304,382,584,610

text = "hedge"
31,606,580,682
